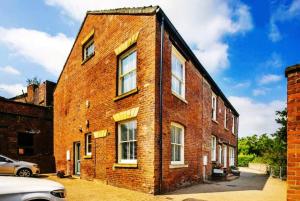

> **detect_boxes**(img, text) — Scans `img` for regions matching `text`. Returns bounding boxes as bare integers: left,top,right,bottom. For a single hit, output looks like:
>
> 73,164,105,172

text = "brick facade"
54,6,238,194
286,64,300,201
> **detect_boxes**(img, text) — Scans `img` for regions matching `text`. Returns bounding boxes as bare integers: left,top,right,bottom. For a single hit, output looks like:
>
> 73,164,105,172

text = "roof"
55,6,239,116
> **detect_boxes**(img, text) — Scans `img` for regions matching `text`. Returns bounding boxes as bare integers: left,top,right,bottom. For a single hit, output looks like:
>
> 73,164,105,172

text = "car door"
0,156,15,175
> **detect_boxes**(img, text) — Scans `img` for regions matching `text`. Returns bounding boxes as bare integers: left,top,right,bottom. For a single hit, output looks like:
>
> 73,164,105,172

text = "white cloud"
233,81,251,88
45,0,253,74
252,88,269,96
0,83,26,97
259,74,282,85
229,96,285,137
263,52,283,68
0,65,20,75
269,0,300,42
0,27,74,76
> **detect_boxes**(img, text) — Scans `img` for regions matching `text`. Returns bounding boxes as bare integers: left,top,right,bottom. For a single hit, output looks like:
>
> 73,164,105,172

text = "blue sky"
0,0,299,137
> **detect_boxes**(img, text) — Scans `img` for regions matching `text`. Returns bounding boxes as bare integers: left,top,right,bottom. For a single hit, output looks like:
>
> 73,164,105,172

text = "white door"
223,145,227,168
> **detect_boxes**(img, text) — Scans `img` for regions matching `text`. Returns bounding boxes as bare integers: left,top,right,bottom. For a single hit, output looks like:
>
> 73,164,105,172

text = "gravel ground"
45,167,286,201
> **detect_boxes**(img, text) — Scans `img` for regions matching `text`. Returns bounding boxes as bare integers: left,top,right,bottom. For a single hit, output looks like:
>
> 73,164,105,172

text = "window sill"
212,119,219,124
81,52,95,65
169,164,189,169
113,88,138,101
172,92,188,104
83,155,92,159
113,163,138,168
224,128,229,131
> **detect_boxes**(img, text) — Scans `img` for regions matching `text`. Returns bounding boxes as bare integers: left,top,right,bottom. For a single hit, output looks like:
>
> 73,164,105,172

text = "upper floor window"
118,119,137,164
82,37,94,61
171,46,186,99
232,115,235,134
224,108,227,128
212,93,217,121
171,122,184,165
85,133,92,156
211,135,216,161
118,48,137,95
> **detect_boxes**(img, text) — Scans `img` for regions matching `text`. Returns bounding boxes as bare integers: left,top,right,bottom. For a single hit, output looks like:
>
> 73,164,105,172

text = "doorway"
74,142,80,175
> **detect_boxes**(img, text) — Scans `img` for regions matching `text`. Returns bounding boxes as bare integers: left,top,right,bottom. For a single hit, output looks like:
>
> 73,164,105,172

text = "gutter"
159,14,165,194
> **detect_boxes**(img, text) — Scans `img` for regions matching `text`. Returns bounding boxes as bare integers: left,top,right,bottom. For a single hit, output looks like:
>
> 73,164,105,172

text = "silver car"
0,155,40,177
0,176,66,201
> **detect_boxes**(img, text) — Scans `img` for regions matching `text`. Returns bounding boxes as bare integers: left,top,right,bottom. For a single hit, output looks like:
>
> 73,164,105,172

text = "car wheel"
17,168,32,177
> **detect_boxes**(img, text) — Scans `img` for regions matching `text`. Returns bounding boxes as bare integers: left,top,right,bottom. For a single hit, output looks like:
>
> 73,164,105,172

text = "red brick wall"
0,99,54,173
156,25,238,192
54,14,157,193
286,64,300,201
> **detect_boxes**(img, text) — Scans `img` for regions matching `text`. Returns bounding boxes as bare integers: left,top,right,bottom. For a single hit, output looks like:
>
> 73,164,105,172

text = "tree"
26,77,41,85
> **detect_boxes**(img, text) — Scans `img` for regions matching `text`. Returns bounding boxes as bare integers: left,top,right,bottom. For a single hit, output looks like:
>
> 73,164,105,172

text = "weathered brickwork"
286,64,300,201
0,98,54,173
54,6,238,194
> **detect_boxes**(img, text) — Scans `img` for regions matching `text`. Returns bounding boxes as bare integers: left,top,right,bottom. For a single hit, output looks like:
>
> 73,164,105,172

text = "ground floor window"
17,132,34,156
223,145,227,168
171,122,184,165
118,120,137,164
85,133,92,156
229,147,235,166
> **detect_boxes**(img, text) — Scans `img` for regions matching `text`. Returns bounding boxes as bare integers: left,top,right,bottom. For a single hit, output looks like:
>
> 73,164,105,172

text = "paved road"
162,167,286,201
46,167,286,201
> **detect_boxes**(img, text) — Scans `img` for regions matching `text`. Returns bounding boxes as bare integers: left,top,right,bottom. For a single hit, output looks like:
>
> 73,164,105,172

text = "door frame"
73,141,81,175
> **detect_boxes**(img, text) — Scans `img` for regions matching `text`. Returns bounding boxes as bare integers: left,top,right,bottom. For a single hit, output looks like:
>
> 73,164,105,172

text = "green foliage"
238,154,255,167
238,108,287,170
26,77,41,85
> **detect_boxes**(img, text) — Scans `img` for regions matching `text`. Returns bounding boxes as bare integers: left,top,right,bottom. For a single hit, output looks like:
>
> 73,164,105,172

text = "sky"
0,0,299,137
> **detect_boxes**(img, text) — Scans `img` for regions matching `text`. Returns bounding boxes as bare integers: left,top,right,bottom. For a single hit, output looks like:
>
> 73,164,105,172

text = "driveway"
45,167,286,201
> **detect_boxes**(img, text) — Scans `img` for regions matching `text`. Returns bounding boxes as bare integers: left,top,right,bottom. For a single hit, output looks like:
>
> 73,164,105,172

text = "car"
0,176,66,201
0,155,40,177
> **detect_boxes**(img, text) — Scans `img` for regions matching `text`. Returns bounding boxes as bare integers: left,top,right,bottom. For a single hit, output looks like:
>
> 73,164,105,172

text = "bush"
238,154,255,167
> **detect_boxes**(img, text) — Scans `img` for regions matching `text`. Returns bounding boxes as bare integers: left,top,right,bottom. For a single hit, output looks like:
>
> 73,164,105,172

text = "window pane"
176,128,182,144
121,124,128,141
172,55,183,80
171,144,175,161
171,127,175,143
130,141,136,160
121,71,136,94
121,142,128,160
175,145,181,161
88,144,92,153
121,51,136,75
172,76,181,95
129,121,136,140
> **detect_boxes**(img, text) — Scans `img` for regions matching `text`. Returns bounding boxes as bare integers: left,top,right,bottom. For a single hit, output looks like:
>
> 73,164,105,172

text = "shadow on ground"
165,169,269,196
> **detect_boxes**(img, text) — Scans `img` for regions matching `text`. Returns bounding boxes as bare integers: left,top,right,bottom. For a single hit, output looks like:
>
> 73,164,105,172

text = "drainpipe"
159,16,164,194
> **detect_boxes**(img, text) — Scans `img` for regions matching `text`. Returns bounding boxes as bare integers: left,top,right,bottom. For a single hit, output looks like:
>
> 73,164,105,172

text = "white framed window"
118,120,137,164
212,93,217,121
85,133,92,156
83,38,94,61
211,135,217,161
218,145,222,164
232,115,235,134
171,46,186,99
224,108,227,128
171,122,184,165
118,48,137,95
229,147,235,166
223,145,227,167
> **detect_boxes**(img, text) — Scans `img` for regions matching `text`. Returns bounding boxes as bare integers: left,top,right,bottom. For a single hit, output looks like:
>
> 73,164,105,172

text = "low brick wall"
248,163,268,173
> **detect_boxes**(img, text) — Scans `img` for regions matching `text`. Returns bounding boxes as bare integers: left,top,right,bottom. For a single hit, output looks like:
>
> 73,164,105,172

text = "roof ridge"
87,5,159,15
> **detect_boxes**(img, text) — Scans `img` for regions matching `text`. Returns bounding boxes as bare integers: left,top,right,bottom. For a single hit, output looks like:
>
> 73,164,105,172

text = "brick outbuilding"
0,80,56,173
54,6,239,194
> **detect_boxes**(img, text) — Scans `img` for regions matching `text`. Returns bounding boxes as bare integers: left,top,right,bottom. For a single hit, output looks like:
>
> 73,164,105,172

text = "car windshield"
0,155,16,162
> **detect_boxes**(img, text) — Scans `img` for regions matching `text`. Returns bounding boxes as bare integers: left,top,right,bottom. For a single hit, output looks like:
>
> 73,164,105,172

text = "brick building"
54,6,239,193
0,81,56,173
286,64,300,201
